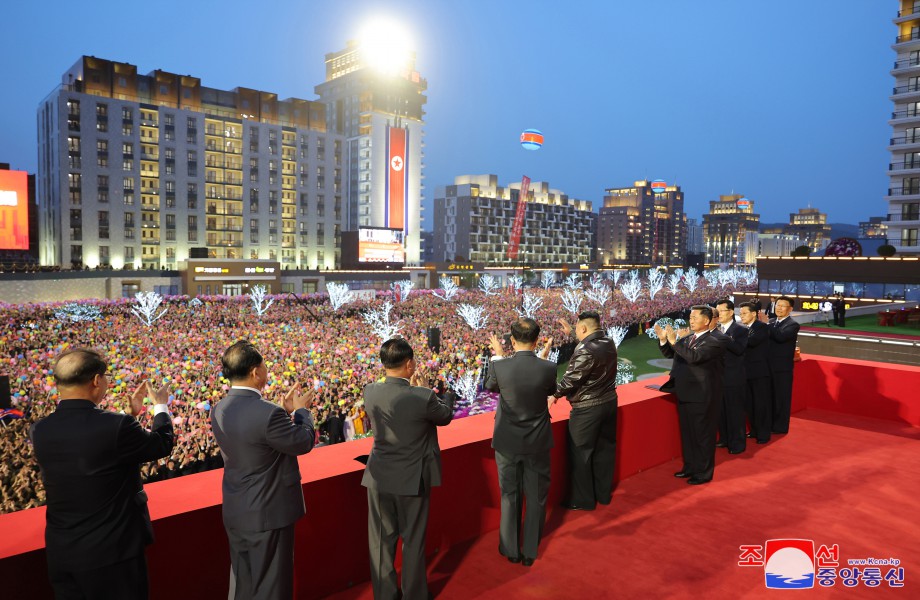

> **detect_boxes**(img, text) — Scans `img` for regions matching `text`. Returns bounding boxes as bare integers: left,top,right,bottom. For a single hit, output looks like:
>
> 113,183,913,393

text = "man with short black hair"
212,340,317,600
761,296,800,434
715,299,748,454
655,305,727,485
362,338,454,600
739,302,771,444
31,348,174,600
485,318,557,566
553,310,619,510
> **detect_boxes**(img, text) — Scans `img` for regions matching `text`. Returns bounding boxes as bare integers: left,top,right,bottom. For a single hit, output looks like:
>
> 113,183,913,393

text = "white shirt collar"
231,385,263,398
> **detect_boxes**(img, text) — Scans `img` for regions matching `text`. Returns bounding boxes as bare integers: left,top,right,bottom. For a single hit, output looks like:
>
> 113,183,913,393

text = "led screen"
0,170,29,250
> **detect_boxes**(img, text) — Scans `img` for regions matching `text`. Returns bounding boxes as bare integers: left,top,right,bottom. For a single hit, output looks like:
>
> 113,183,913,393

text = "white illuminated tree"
703,269,721,288
561,288,584,315
619,271,643,303
362,300,402,341
432,276,459,301
563,274,581,290
667,272,682,295
54,303,103,323
478,274,500,296
249,284,274,317
586,281,611,307
451,369,480,406
606,325,629,348
683,267,700,293
540,270,555,289
390,280,414,303
131,291,167,327
515,291,543,319
456,303,489,330
647,269,665,299
616,361,635,385
547,348,560,363
742,268,758,286
326,282,354,312
507,275,524,293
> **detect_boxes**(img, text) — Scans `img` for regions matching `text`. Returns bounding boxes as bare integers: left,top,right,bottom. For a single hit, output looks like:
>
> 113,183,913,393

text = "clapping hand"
126,381,151,417
665,325,677,345
558,318,572,338
488,334,505,358
410,364,428,387
283,383,315,413
676,327,690,340
148,381,170,406
538,336,554,359
653,324,667,342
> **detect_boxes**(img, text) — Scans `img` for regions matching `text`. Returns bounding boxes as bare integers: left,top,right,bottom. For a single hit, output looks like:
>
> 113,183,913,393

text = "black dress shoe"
499,546,521,563
715,441,728,448
757,439,769,444
745,432,756,439
687,477,712,485
522,557,535,567
596,496,612,505
561,503,595,511
674,471,692,478
728,449,744,455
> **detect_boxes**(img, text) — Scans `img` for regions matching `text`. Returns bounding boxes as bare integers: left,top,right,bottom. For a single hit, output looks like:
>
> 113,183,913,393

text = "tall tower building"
702,194,760,265
598,180,685,267
38,56,343,270
783,207,831,252
315,38,427,265
889,2,920,254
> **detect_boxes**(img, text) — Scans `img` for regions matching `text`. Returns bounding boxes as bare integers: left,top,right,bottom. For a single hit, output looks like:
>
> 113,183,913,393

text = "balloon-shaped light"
650,180,667,194
520,129,543,151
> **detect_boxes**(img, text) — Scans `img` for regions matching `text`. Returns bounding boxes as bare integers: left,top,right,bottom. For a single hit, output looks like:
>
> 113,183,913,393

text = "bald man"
31,348,174,600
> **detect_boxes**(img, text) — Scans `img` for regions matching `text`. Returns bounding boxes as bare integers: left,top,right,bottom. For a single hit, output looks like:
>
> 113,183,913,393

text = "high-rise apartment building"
702,194,760,265
889,2,920,254
783,207,831,252
38,56,344,270
598,180,685,267
433,175,595,265
859,216,889,239
685,217,704,255
315,40,426,264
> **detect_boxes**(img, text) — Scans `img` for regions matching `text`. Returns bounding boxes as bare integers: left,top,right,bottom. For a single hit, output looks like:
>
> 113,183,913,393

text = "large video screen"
0,170,29,250
358,227,405,264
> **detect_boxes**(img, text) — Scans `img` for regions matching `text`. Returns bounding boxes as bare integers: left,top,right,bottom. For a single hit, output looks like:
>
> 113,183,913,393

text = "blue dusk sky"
0,0,895,227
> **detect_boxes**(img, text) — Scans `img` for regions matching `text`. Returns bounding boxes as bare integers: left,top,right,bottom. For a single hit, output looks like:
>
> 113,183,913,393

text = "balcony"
205,207,243,216
888,135,920,150
206,237,243,248
888,211,920,225
889,161,920,174
888,187,920,198
893,57,920,74
205,224,244,233
891,83,920,101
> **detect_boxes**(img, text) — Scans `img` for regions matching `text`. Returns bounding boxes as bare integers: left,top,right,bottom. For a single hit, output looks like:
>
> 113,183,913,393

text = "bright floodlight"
359,18,413,74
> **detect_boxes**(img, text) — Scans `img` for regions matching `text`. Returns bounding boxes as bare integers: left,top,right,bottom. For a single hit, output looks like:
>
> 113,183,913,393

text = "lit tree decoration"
585,280,611,307
540,271,556,289
703,269,721,288
616,361,635,386
390,280,414,303
606,270,624,286
645,317,688,339
742,268,758,286
54,303,103,323
606,325,629,348
824,237,863,257
619,271,643,303
478,274,500,296
667,272,682,295
362,300,402,341
450,369,480,406
718,268,738,288
189,297,203,308
683,267,700,293
647,269,665,299
507,275,524,293
456,303,489,330
432,276,459,301
547,348,560,364
515,291,543,319
249,284,274,317
326,282,354,312
563,274,581,290
130,291,167,327
561,288,584,315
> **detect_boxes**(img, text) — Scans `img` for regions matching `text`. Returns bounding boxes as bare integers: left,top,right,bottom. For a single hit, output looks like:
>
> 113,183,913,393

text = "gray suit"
484,351,557,561
362,377,453,600
211,387,315,600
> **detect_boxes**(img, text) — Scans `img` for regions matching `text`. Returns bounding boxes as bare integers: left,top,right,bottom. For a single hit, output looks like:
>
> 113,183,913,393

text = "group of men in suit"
654,296,801,485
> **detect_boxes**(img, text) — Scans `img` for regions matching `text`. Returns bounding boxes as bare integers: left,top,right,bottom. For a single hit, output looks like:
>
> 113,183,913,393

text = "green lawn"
805,313,920,336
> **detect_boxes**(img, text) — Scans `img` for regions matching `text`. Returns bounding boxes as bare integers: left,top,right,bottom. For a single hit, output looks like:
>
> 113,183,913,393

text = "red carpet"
325,409,920,599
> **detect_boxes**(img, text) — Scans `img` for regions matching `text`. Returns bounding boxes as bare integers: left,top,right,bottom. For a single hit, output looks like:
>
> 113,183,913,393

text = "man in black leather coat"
552,311,619,510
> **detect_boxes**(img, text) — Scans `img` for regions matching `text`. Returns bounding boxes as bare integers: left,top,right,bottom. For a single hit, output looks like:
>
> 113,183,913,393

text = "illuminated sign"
195,266,229,274
244,266,275,274
0,170,29,250
737,198,752,210
358,227,405,264
386,126,408,230
448,264,474,270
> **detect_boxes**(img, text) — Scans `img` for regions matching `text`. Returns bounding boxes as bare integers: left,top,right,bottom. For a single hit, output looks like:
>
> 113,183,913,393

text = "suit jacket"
30,399,174,572
767,317,800,373
361,377,454,496
211,388,315,532
744,320,770,379
719,321,748,387
484,350,557,455
659,331,727,405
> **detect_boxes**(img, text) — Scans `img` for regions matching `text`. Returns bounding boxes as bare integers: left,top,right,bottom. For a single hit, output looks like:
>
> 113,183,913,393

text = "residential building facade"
598,180,685,267
702,194,760,265
783,207,831,252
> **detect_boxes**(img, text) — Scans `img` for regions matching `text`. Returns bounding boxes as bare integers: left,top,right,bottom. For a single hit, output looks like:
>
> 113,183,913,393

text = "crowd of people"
0,278,747,514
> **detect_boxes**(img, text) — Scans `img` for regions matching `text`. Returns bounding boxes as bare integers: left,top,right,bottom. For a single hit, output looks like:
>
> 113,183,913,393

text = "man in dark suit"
655,305,728,485
552,311,619,511
766,296,778,320
31,348,174,600
362,338,454,600
715,299,748,454
739,302,772,444
211,340,316,600
834,293,847,327
761,296,800,434
484,318,557,567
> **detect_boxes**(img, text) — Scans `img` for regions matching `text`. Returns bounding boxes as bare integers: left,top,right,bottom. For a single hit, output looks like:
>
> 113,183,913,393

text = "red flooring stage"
1,356,918,599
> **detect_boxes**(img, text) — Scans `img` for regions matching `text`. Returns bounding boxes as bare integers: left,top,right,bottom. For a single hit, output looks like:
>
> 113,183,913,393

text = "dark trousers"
771,370,794,434
495,449,551,560
367,486,430,600
677,397,719,480
745,377,772,442
226,524,295,600
832,308,839,326
49,554,148,600
567,401,617,508
718,384,747,453
838,311,846,327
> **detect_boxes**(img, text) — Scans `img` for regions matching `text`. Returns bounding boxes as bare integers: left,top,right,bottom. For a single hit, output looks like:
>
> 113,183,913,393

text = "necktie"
688,335,699,349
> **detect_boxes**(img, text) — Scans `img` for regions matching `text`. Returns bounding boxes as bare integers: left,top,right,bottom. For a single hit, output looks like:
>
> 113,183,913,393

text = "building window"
903,228,919,247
